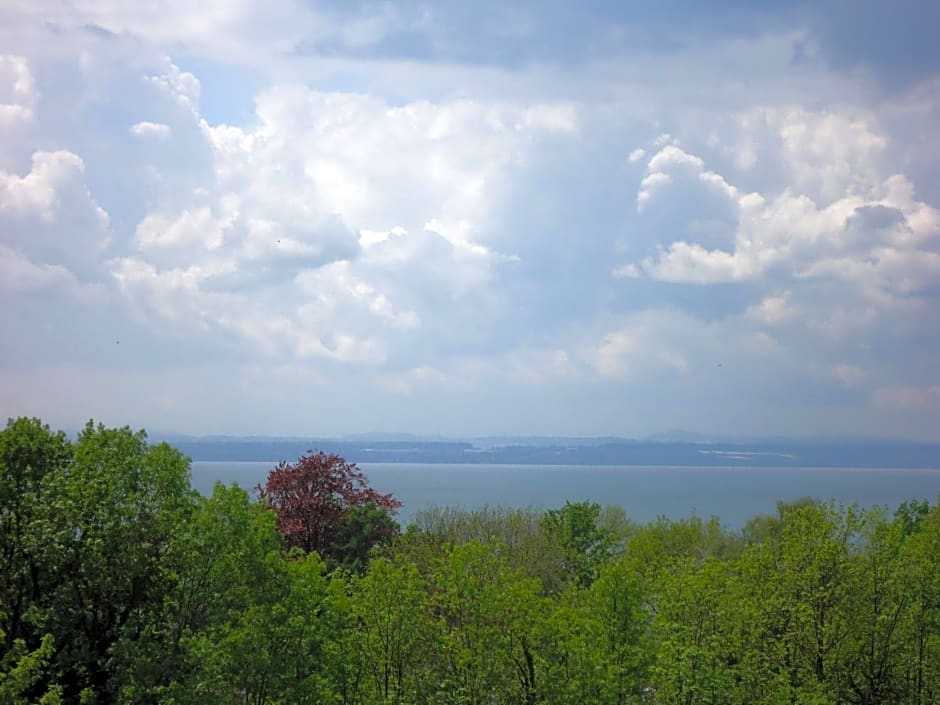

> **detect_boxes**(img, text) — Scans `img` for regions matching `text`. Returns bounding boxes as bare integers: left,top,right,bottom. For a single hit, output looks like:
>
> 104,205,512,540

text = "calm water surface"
190,461,940,528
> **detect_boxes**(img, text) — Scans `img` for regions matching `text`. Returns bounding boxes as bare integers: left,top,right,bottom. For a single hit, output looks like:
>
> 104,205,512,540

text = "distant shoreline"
172,438,940,469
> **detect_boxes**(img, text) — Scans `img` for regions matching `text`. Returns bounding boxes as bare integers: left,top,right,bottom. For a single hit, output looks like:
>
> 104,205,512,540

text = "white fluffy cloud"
1,4,939,439
745,292,793,324
0,244,78,293
0,150,111,281
96,61,581,366
633,121,939,302
0,54,34,126
130,121,171,139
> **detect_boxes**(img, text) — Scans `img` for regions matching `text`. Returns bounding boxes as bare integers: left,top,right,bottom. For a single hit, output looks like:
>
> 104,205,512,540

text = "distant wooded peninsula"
165,436,940,468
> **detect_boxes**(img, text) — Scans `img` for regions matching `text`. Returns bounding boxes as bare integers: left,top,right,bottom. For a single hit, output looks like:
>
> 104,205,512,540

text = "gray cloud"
807,0,940,87
0,3,938,439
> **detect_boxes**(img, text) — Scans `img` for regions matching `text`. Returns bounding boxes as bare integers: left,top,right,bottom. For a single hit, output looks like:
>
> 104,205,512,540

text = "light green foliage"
618,514,739,617
540,501,616,588
541,558,651,705
430,540,546,705
589,560,653,703
896,501,940,705
835,506,912,704
652,558,741,705
351,558,431,704
210,552,334,705
771,502,858,695
410,505,567,593
3,417,940,705
0,632,61,705
165,483,349,705
596,504,636,553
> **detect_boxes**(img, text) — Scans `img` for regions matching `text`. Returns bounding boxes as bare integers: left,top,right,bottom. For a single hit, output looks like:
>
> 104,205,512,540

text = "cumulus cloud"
135,207,227,252
1,4,939,439
130,121,171,139
612,263,640,279
632,127,939,303
208,86,578,237
359,226,405,248
725,107,889,204
147,62,200,110
0,244,78,293
90,68,580,367
604,103,939,437
646,242,745,284
0,150,111,281
0,54,34,126
746,292,793,324
581,310,711,383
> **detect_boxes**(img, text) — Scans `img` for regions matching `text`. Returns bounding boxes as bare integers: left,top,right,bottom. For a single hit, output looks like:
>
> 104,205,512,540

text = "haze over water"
192,461,940,528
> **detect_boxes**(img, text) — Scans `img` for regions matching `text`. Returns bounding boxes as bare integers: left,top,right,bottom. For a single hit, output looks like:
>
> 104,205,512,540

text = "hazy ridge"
167,436,940,468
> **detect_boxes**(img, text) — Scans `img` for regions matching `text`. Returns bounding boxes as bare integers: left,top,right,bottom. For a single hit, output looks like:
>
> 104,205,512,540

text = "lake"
190,461,940,528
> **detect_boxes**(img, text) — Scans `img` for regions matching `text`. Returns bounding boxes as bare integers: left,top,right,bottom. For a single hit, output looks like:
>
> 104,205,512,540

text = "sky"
1,1,939,440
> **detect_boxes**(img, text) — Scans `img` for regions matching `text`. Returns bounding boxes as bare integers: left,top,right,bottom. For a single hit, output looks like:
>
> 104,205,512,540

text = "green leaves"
0,418,72,652
428,540,546,705
351,557,430,703
4,417,940,705
541,501,616,588
0,418,197,703
0,632,60,705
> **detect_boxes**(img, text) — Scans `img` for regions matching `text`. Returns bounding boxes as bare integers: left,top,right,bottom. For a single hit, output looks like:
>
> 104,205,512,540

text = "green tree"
214,552,336,705
541,501,615,588
651,557,741,705
430,540,546,705
114,483,284,704
541,558,652,705
732,501,863,704
351,557,432,704
180,499,342,705
329,502,400,574
409,505,566,593
50,423,195,702
0,418,72,655
896,500,940,705
835,506,913,705
0,630,61,705
1,418,196,703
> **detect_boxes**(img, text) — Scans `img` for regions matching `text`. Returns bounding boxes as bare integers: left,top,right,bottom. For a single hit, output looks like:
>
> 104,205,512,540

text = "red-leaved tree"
257,451,402,558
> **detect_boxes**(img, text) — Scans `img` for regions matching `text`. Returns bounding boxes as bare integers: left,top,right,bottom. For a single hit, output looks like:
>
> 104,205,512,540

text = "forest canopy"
1,417,939,705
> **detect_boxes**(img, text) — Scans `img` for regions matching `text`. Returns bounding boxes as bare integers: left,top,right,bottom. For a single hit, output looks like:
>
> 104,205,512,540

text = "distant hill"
166,436,940,469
